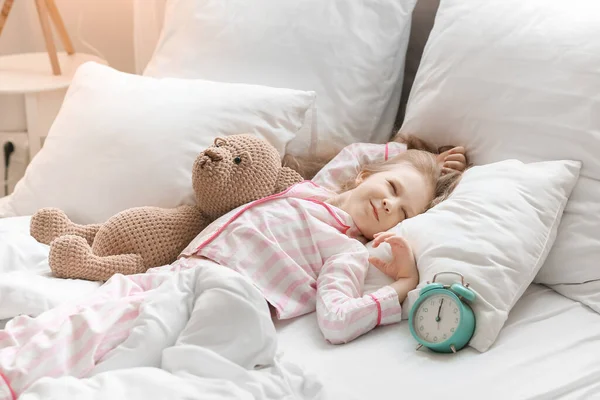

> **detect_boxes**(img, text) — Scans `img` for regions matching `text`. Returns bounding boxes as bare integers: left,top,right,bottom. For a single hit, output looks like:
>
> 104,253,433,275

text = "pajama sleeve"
312,142,407,192
315,229,403,345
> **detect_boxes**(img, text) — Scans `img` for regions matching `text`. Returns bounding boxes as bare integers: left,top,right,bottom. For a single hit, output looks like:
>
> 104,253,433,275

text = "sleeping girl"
0,137,466,398
178,140,466,344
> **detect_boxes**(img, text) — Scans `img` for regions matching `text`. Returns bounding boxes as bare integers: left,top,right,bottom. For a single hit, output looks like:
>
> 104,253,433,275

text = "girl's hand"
369,232,419,303
368,232,418,281
437,146,467,175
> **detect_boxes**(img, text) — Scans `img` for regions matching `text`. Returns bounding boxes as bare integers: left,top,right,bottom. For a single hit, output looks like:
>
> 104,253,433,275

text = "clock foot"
416,344,423,351
450,344,457,353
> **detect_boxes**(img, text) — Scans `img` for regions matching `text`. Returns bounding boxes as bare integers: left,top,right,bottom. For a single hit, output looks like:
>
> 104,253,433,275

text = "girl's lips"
370,201,379,221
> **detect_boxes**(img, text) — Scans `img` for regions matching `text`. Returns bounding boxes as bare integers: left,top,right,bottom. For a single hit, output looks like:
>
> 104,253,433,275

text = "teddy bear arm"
273,166,304,194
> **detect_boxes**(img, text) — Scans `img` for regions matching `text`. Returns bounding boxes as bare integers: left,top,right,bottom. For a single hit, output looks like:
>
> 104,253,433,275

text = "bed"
1,215,600,399
132,1,600,397
276,284,600,399
1,0,600,398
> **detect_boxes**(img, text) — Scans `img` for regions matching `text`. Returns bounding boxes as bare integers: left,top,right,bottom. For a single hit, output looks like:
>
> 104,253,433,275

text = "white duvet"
0,216,100,320
0,217,331,399
4,216,600,399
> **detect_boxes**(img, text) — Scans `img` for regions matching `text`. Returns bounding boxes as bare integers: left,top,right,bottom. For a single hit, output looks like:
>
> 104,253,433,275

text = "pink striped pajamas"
179,181,403,344
311,141,406,192
0,152,406,396
0,272,171,399
0,260,275,399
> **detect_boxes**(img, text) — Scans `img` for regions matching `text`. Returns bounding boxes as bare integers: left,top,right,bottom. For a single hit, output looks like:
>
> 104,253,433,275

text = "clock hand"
435,298,444,322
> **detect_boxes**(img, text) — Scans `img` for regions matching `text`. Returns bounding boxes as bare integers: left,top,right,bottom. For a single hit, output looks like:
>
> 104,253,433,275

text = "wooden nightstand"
0,52,107,195
0,52,107,161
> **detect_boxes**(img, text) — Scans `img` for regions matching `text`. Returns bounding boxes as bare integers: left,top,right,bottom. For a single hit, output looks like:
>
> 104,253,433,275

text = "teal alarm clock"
408,272,476,353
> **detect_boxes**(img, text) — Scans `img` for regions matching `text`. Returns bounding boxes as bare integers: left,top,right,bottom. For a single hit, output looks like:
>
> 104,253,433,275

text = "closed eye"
388,180,397,195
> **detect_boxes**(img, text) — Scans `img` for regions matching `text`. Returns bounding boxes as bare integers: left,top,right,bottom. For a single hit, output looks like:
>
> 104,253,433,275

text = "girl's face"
339,163,433,240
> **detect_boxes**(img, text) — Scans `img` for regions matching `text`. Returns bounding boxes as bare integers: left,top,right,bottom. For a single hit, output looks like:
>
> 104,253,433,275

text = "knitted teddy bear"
29,134,303,282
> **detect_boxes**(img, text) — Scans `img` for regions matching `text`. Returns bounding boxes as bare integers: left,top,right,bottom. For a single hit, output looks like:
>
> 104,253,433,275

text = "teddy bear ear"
274,166,303,194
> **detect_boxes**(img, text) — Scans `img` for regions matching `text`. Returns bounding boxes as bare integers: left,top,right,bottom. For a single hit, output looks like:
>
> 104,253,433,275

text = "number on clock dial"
413,294,460,343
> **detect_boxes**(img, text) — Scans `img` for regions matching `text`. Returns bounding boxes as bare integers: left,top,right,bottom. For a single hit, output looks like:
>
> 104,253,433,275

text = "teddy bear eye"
234,156,242,165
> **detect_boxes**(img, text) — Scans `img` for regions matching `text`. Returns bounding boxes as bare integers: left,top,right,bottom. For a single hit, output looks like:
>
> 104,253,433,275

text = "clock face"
413,293,461,344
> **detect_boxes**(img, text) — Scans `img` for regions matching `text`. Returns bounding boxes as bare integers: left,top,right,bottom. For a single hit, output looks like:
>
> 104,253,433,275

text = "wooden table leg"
45,0,74,55
0,0,14,37
35,0,61,75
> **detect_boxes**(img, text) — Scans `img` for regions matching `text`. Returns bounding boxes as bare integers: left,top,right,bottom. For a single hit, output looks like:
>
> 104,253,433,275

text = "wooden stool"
0,0,75,75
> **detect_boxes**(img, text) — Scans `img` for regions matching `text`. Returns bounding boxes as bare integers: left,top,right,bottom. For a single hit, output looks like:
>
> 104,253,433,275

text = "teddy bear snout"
198,148,225,169
204,148,223,162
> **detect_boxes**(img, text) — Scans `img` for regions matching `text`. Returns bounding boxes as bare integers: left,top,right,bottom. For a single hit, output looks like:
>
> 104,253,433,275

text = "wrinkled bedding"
2,216,600,399
1,250,329,399
0,216,101,320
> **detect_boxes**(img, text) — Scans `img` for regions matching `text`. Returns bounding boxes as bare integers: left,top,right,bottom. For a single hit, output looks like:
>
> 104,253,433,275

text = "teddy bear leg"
31,208,101,246
49,235,146,282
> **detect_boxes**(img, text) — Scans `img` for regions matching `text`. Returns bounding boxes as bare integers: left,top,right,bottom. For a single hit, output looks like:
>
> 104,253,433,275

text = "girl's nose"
382,199,391,213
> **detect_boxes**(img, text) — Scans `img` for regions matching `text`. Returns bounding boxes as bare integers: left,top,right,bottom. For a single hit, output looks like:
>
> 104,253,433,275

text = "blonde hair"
393,132,470,166
283,133,464,209
339,149,461,210
394,133,466,208
282,146,342,180
282,153,335,180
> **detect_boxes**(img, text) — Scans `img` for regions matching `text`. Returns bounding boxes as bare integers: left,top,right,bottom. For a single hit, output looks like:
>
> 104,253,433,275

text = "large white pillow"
389,160,580,352
399,0,600,312
143,0,417,156
313,143,581,352
0,62,316,224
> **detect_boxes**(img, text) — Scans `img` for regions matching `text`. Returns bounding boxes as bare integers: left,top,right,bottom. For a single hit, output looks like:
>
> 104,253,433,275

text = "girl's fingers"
385,235,409,249
373,232,387,241
386,237,413,260
447,146,465,155
372,232,396,247
444,153,466,163
436,151,450,165
443,160,466,171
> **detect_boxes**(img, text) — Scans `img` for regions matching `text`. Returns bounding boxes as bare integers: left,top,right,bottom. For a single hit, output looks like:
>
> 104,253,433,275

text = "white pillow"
144,0,417,156
0,62,316,224
398,0,600,312
313,142,581,351
368,159,581,352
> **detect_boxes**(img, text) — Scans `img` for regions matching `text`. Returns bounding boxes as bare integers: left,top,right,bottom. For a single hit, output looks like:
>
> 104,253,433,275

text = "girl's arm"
311,142,407,191
315,232,404,345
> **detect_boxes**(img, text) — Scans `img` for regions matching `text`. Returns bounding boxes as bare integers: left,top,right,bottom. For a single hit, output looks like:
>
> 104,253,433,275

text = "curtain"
132,0,166,74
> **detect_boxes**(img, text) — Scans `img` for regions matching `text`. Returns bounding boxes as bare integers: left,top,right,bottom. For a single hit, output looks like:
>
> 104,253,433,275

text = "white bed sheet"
1,216,599,398
0,216,101,320
275,284,600,399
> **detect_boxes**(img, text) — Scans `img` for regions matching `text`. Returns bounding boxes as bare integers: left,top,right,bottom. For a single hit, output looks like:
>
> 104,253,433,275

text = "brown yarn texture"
30,134,303,282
